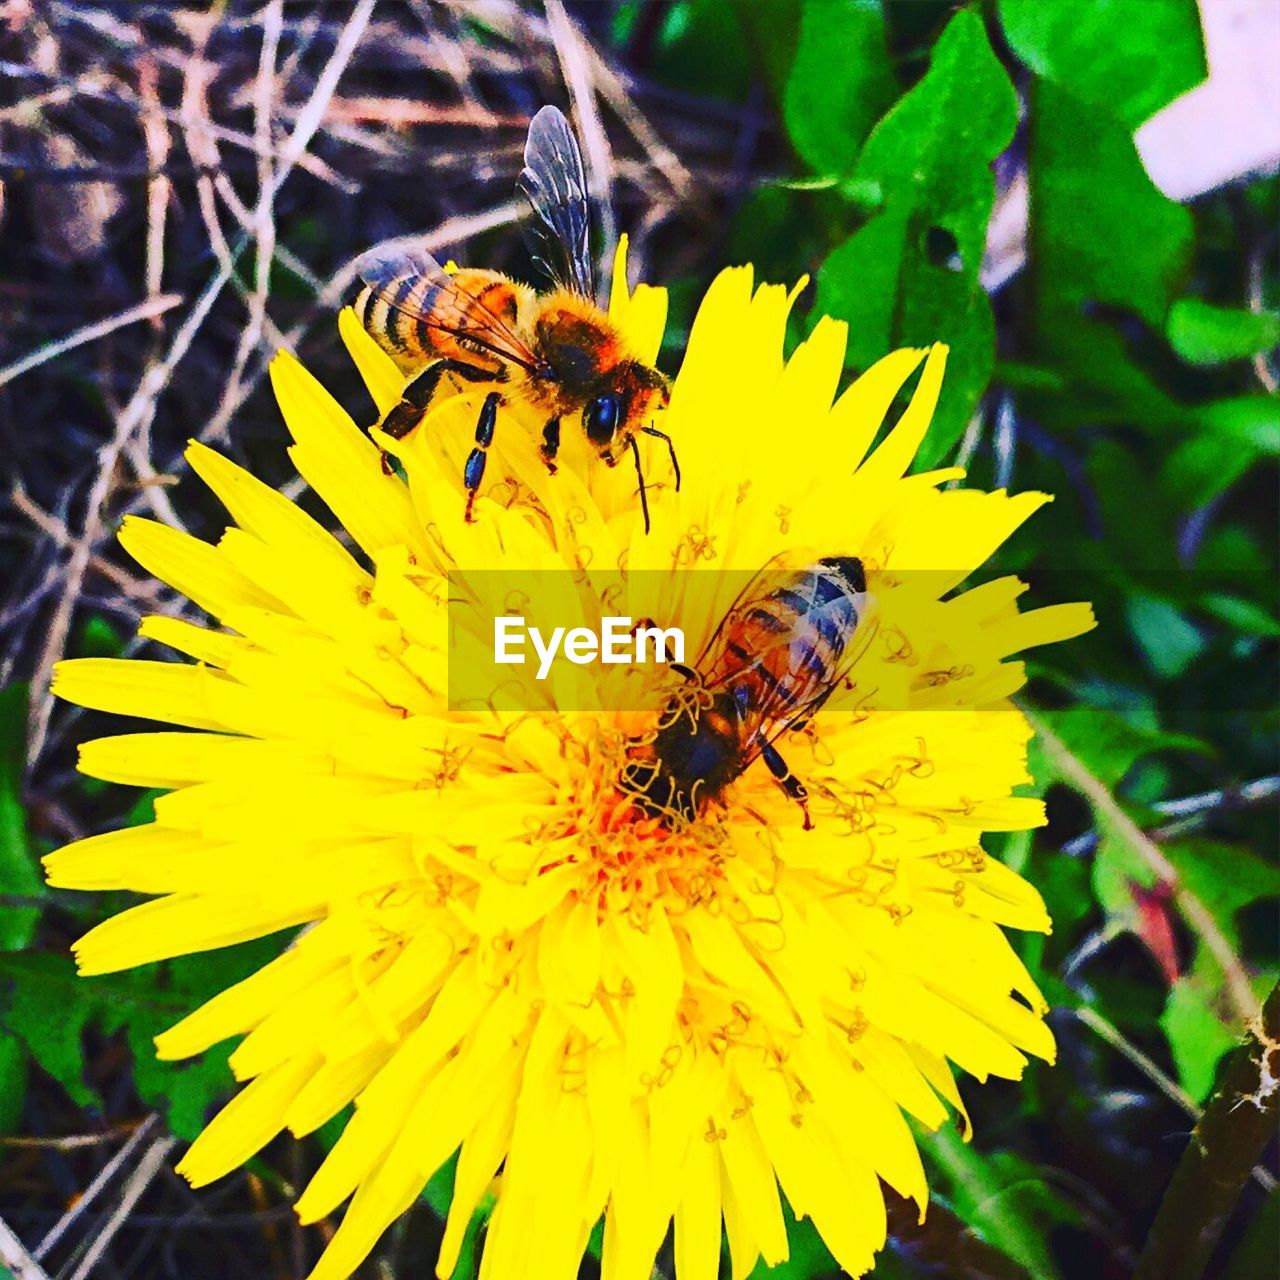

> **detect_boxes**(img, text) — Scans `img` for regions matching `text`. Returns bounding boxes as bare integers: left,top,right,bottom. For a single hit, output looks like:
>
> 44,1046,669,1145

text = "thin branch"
1062,774,1280,855
1073,1004,1200,1115
11,487,184,616
1155,774,1280,819
200,0,286,444
1027,710,1258,1025
0,1129,135,1151
321,98,527,127
137,53,170,320
0,1216,52,1280
65,1134,178,1280
545,0,617,269
0,295,182,390
34,1115,160,1261
24,0,376,768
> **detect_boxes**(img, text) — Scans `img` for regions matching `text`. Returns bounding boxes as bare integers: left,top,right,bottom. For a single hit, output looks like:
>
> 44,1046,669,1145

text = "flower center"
540,726,736,915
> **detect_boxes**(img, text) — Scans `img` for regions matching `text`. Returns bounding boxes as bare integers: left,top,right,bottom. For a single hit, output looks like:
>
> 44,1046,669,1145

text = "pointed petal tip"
173,1153,209,1189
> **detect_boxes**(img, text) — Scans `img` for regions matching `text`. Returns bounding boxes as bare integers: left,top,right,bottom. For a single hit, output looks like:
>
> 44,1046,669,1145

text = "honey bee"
619,557,872,829
353,106,678,529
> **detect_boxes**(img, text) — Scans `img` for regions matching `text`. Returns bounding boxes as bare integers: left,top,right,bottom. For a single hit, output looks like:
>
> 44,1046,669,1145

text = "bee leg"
379,359,498,470
463,391,503,524
641,426,681,492
629,434,652,535
760,740,813,830
540,417,561,474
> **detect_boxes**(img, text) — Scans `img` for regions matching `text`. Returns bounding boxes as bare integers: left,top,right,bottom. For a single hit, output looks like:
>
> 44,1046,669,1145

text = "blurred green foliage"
1,1,1275,1277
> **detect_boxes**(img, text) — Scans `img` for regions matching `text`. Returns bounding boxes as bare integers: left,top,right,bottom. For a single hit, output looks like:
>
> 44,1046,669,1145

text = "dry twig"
0,1215,52,1280
24,0,376,766
0,295,182,390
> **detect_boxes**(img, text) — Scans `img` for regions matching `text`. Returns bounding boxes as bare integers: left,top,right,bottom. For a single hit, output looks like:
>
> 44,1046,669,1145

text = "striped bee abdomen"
722,557,867,717
354,268,522,371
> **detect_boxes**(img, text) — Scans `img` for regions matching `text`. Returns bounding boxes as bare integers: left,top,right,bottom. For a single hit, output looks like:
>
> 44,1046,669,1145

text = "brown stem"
1132,981,1279,1280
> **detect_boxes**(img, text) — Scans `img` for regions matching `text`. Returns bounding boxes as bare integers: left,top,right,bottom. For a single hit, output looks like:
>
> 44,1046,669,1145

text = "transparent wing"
354,244,541,372
701,569,875,762
518,105,594,299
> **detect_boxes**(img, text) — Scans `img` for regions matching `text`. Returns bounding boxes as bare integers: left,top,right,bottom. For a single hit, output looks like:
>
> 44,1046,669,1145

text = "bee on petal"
620,557,874,828
353,106,678,529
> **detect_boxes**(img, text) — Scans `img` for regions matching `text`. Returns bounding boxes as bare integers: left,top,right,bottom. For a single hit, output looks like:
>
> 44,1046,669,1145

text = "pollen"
542,727,734,919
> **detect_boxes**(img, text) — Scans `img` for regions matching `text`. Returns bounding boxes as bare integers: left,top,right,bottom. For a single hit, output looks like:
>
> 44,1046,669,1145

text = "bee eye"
584,393,621,444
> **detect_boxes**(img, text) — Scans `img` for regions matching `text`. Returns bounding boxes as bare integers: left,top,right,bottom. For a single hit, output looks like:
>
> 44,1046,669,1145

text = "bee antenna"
630,434,651,535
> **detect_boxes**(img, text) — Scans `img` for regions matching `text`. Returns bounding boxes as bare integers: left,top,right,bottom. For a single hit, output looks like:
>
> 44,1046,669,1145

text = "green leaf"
1222,1187,1280,1280
924,1127,1076,1280
1164,436,1253,509
725,183,837,295
1125,594,1207,680
418,1147,496,1280
0,1031,29,1134
732,0,805,99
1024,77,1194,430
1164,395,1280,506
998,0,1206,130
1199,593,1280,639
1029,707,1207,922
1168,298,1280,366
1199,395,1280,456
0,952,100,1109
0,937,285,1137
1173,841,1280,955
649,0,754,101
784,0,895,174
1160,841,1280,1099
1161,977,1238,1101
993,360,1068,395
1031,76,1193,326
1196,525,1271,576
1087,439,1180,567
0,685,43,953
1029,705,1205,789
75,615,127,659
815,9,1017,465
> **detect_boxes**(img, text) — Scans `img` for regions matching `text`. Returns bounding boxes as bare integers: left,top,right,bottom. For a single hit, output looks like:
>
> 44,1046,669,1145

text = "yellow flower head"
48,240,1093,1280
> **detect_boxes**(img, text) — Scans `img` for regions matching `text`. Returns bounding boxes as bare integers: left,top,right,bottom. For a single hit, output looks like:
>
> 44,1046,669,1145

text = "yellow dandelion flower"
48,238,1094,1280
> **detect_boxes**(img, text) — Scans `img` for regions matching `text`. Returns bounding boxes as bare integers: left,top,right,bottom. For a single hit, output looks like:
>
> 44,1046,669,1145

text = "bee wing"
518,105,595,299
719,635,833,755
354,244,542,372
703,573,877,763
695,556,790,680
754,589,879,752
